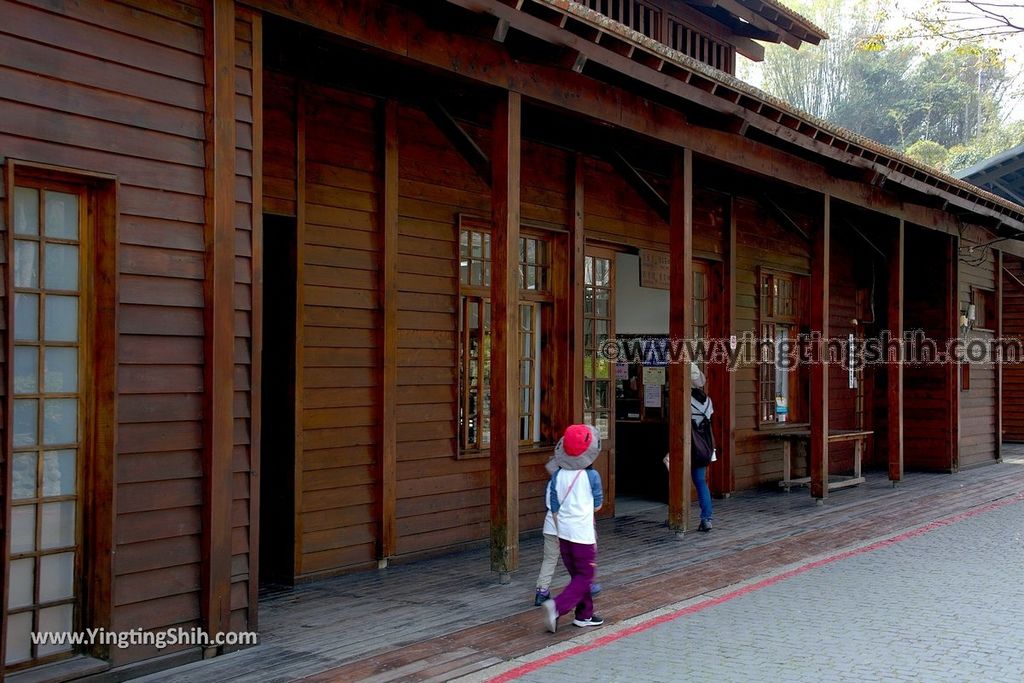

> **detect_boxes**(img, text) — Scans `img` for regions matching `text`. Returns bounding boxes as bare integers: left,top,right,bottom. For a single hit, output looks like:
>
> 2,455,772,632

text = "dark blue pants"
554,539,596,620
692,465,713,522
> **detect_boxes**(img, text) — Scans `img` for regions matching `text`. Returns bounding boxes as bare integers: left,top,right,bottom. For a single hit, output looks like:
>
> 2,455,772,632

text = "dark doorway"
259,214,297,586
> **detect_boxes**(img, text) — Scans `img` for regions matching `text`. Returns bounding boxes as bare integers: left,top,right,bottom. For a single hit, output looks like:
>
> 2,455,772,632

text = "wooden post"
379,99,399,566
201,0,236,638
949,233,961,471
717,196,737,495
668,149,693,530
571,153,586,423
490,91,521,577
292,85,307,578
810,194,830,500
888,219,904,484
996,248,1003,461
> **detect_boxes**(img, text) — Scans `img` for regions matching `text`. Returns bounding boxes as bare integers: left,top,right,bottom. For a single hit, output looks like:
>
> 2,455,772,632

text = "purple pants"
553,538,597,620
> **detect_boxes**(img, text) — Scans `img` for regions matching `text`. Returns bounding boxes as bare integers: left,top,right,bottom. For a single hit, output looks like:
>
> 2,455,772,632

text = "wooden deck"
137,450,1024,683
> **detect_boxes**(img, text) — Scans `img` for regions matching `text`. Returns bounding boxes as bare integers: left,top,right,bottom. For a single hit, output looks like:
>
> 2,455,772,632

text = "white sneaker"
572,614,605,627
542,598,557,633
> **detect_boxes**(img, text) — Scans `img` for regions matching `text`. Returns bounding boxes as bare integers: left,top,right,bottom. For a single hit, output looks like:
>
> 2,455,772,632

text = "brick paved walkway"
489,493,1024,683
135,450,1024,683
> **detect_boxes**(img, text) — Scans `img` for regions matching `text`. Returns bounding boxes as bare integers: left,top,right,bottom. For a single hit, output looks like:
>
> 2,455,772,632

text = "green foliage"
754,0,1022,172
905,139,949,167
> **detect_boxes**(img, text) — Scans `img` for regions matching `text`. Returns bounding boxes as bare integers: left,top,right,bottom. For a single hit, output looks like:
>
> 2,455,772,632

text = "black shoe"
698,520,712,532
573,614,605,627
534,589,550,606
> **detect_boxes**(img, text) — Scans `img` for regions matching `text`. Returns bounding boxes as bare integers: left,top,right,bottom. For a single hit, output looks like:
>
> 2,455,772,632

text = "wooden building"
1,0,1023,678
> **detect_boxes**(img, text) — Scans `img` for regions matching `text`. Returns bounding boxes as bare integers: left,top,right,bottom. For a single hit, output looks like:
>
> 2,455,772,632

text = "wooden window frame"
456,216,561,458
2,161,117,673
757,266,809,428
972,286,995,332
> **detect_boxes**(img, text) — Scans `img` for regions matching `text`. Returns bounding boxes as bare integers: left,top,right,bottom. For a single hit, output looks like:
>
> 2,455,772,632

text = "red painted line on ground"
489,493,1024,683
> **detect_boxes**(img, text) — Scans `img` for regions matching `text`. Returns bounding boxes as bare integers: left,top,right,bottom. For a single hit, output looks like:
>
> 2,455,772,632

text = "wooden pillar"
716,196,736,495
379,100,399,565
292,85,307,578
668,149,693,530
201,0,236,638
949,233,961,471
996,249,1003,461
570,153,586,423
888,219,904,484
490,91,521,576
810,194,830,500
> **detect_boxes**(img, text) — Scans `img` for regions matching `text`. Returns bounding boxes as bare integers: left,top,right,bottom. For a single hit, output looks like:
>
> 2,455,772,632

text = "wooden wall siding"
231,8,259,633
826,228,862,473
0,0,215,665
903,227,953,472
394,103,482,556
263,70,297,217
1003,255,1024,442
959,229,998,467
732,196,812,490
296,84,382,575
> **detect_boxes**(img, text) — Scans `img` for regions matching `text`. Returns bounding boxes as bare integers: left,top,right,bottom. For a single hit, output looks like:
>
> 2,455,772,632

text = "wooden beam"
293,84,307,578
949,233,961,472
668,149,693,530
888,219,904,483
997,248,1004,461
379,99,399,565
609,148,669,223
244,0,1024,242
201,0,236,639
571,153,585,422
810,194,830,499
490,91,521,577
426,99,492,186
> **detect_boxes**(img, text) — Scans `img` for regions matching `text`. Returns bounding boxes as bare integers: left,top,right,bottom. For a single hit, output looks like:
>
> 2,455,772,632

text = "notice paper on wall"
644,384,662,408
642,366,666,386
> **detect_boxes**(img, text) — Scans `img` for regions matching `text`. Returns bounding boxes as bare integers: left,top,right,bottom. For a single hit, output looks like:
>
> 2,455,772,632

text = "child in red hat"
541,424,604,632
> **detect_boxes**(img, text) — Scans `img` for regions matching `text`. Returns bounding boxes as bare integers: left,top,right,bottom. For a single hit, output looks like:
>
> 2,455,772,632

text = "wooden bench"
767,428,873,492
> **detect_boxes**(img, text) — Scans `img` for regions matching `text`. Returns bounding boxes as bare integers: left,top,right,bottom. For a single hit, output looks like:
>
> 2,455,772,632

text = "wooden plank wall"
394,103,483,556
732,196,811,490
959,227,998,467
297,84,381,576
0,0,258,664
231,8,259,631
903,226,953,472
1003,254,1024,441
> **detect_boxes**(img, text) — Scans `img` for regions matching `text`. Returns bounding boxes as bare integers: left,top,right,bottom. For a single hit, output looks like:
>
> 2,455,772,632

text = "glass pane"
5,611,33,665
471,232,482,258
596,290,609,317
44,347,78,393
11,504,36,553
43,450,77,497
14,240,39,288
44,191,79,239
44,243,79,291
595,359,610,379
596,382,609,409
596,413,610,439
14,187,40,235
43,398,77,445
585,257,594,286
584,381,594,408
14,399,38,447
9,558,35,609
45,295,79,342
470,261,482,286
14,346,39,394
15,293,40,341
37,604,74,656
40,501,76,550
39,552,75,603
12,452,37,500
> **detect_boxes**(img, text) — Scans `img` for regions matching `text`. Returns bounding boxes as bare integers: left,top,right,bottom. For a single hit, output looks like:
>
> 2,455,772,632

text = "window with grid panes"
584,255,613,439
458,221,552,451
758,269,807,425
6,184,84,668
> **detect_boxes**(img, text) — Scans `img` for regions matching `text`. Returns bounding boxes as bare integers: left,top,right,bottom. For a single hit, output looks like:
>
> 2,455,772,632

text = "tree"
910,1,1024,42
905,139,950,167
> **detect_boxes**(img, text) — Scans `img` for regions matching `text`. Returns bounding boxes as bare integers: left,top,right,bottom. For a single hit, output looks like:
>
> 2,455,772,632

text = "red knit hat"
562,424,595,456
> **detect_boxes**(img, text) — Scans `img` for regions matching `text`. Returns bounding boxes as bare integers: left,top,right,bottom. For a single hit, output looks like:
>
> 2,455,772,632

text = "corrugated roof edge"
542,0,1024,220
747,0,830,41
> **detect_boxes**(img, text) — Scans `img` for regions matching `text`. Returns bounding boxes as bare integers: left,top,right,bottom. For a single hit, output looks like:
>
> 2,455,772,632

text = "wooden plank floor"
137,449,1024,683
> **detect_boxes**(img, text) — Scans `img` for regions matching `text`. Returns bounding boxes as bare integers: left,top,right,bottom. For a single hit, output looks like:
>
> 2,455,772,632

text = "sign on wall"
639,249,670,290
